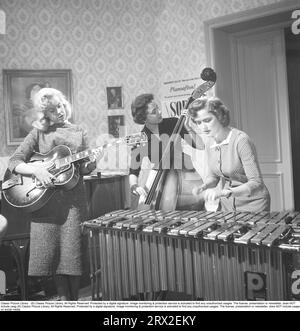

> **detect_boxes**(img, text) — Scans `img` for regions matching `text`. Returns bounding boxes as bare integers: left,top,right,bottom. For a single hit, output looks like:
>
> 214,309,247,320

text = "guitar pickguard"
2,174,23,190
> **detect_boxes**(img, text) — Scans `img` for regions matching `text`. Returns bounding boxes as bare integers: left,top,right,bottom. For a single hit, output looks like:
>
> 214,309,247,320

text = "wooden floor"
0,284,93,301
1,280,192,301
42,285,93,301
78,286,93,301
42,288,192,301
36,285,93,301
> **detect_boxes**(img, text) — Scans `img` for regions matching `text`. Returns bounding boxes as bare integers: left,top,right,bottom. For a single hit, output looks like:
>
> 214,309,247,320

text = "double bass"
138,67,217,211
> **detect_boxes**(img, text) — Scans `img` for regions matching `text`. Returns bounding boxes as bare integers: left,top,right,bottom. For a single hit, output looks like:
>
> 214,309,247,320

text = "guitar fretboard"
56,133,147,168
57,148,100,168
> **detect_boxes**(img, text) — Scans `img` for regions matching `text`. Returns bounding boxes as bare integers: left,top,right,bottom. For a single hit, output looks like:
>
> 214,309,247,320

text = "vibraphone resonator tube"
82,210,300,301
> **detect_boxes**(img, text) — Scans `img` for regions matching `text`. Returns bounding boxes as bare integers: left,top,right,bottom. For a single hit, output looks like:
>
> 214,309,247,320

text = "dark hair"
131,94,154,125
188,97,230,127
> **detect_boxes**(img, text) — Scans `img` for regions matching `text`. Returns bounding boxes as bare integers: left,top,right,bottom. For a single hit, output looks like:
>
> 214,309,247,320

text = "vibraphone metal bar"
83,210,300,301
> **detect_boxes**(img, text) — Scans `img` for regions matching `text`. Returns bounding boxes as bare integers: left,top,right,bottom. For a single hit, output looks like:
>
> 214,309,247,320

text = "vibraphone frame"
83,209,300,301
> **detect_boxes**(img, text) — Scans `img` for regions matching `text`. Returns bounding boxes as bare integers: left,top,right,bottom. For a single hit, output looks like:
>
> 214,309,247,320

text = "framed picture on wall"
106,86,123,109
108,115,125,138
3,69,73,145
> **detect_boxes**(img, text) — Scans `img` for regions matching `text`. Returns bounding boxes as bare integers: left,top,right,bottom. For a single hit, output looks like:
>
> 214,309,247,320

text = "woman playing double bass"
129,93,204,210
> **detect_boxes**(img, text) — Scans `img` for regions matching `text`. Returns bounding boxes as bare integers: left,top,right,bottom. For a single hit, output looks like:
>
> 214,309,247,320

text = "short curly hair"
188,97,230,127
131,94,154,125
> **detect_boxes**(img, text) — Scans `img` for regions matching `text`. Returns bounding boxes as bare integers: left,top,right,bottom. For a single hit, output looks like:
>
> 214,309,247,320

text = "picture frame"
106,86,123,110
3,69,73,145
108,115,125,138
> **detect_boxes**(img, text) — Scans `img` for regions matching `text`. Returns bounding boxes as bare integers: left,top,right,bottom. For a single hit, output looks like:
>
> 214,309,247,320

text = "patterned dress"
8,123,89,276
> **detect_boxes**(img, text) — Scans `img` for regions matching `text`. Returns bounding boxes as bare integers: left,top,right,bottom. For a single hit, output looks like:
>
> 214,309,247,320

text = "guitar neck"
57,135,143,168
58,148,100,168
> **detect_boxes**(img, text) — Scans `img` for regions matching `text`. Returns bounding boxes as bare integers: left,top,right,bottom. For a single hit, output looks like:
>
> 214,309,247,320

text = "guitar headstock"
124,132,148,147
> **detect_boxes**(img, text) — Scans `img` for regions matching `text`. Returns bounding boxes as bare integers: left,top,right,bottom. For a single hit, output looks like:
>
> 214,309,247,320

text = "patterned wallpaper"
0,0,284,177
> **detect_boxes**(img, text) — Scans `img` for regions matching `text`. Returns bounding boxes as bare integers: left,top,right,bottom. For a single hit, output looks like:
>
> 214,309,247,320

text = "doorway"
285,27,300,210
204,0,300,211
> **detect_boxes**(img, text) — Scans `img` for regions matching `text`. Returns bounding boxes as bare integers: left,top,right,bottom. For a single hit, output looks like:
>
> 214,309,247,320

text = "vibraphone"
82,209,300,301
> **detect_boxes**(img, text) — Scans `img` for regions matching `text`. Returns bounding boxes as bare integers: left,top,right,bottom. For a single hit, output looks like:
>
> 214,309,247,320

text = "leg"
68,275,80,301
55,275,71,301
55,275,80,301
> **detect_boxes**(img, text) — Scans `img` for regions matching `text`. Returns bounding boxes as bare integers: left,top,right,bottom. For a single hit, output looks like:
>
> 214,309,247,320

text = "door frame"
203,0,300,210
204,0,299,124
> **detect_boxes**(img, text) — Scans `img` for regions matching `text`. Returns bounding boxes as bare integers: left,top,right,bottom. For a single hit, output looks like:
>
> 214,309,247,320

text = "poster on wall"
3,69,73,146
161,77,203,118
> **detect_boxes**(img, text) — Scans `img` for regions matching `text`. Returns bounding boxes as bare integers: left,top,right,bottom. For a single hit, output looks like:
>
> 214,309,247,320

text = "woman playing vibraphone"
187,97,270,212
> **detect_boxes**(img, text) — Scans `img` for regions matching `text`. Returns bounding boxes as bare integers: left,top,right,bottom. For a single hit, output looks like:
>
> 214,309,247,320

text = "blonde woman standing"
8,88,96,300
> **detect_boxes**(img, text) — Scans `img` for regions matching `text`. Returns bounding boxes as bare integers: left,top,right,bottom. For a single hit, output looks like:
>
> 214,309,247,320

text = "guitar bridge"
26,186,38,197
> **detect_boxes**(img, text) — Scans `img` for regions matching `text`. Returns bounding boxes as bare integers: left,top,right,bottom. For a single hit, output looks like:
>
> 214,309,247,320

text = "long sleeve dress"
205,128,270,212
8,122,89,277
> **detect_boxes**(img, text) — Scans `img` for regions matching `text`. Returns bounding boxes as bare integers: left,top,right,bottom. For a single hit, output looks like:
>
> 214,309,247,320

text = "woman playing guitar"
7,88,96,301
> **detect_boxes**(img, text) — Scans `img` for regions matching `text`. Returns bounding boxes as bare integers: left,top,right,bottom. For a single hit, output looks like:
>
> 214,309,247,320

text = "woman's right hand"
32,168,55,187
131,184,148,198
192,183,208,196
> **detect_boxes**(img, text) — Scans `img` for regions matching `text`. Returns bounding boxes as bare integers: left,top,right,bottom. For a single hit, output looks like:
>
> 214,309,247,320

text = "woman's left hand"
81,157,97,174
181,109,194,133
86,160,97,172
204,188,232,201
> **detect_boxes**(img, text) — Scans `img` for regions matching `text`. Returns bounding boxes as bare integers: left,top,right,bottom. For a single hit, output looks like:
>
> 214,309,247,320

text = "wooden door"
285,27,300,210
231,29,294,211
